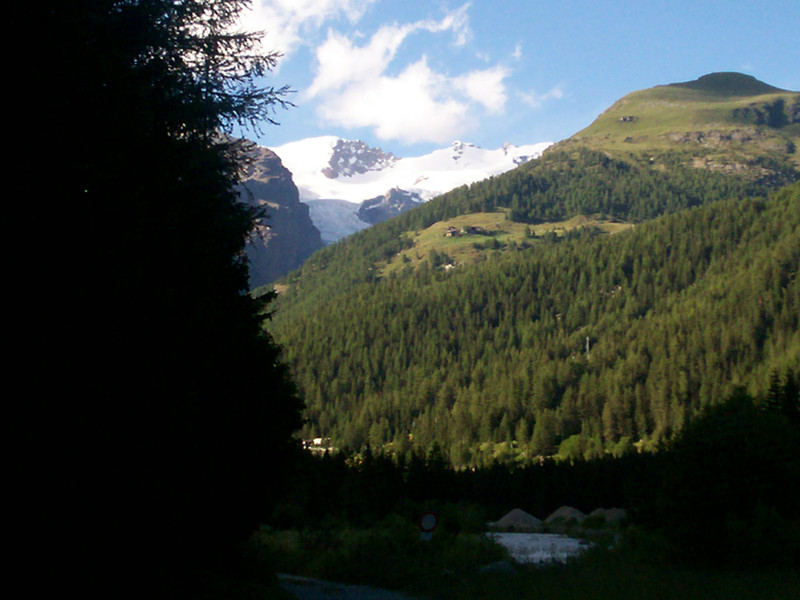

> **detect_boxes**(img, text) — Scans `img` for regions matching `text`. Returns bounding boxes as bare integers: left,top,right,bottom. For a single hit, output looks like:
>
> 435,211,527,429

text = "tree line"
272,383,799,568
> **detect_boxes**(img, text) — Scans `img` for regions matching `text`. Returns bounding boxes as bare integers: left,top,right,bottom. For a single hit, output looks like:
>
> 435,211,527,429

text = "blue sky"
237,0,800,157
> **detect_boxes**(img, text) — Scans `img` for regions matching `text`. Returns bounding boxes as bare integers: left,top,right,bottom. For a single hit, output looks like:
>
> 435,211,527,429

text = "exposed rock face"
321,139,397,179
449,140,476,160
666,128,759,145
357,188,422,225
730,96,800,128
238,146,324,289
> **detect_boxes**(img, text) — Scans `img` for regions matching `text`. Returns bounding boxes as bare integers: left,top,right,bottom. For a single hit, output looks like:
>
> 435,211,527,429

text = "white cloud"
316,57,470,144
518,85,565,110
306,3,472,95
512,43,523,60
436,3,472,46
454,66,510,114
237,0,377,58
306,24,418,97
306,5,512,145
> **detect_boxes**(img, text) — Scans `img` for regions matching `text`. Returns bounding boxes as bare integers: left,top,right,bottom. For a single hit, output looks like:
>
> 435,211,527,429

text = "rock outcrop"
238,146,324,289
322,139,397,179
357,188,422,225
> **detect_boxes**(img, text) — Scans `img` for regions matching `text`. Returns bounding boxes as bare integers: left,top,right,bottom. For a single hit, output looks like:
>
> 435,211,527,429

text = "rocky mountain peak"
238,145,324,289
450,140,477,161
357,188,423,225
322,139,397,179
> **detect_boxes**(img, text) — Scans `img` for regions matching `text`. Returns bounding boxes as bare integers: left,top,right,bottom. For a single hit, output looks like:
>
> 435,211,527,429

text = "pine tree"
42,1,302,595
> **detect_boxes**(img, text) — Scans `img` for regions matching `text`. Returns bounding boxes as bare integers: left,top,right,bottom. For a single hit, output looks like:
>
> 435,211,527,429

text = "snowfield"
305,198,371,245
272,136,553,204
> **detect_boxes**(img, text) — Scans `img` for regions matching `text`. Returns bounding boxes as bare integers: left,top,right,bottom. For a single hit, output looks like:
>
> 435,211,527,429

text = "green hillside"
270,183,799,464
268,143,789,324
669,72,788,96
265,74,800,466
561,72,800,175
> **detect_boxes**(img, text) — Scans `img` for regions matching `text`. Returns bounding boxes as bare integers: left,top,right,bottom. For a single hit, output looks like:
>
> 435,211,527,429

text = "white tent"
544,505,586,524
588,507,628,524
488,508,543,531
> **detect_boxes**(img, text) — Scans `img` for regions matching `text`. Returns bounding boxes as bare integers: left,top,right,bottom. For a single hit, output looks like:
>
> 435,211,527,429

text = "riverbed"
487,532,590,564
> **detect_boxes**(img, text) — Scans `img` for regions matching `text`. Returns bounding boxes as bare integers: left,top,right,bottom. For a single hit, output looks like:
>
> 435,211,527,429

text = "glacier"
269,136,553,243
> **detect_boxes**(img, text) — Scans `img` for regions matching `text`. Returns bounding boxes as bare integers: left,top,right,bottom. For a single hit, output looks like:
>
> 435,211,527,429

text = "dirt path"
277,574,419,600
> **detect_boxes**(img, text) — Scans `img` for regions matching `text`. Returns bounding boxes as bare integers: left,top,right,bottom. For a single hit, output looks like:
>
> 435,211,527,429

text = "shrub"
638,391,800,567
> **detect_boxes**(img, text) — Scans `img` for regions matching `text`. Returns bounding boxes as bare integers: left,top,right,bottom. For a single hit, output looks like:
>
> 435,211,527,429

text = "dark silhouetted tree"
43,1,301,596
765,368,800,426
640,390,800,567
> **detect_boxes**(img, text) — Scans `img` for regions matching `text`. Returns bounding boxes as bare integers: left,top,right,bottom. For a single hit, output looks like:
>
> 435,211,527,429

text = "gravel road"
278,574,419,600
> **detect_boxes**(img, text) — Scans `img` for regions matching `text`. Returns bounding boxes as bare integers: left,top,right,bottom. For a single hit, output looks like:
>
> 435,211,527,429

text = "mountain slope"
561,72,799,178
271,183,799,463
265,74,800,465
358,188,423,225
305,199,371,245
274,146,771,309
668,71,787,96
238,146,324,288
272,137,553,204
268,137,552,243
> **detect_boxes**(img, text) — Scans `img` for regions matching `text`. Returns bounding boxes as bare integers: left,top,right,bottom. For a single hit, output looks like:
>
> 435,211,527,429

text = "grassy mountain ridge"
560,72,800,176
265,74,800,465
668,71,788,96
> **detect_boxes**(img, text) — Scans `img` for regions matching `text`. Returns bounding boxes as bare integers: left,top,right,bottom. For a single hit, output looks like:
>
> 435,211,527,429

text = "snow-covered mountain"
270,136,553,243
358,188,422,225
273,136,552,203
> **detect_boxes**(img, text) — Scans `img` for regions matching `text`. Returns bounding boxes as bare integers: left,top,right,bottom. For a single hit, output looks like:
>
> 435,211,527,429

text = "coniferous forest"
270,153,799,466
262,152,800,594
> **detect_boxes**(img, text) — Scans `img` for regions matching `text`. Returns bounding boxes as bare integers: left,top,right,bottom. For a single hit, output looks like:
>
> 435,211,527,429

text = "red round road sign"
419,511,438,533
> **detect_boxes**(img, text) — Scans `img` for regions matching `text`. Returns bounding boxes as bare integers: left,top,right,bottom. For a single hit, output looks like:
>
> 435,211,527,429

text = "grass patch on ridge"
380,209,632,277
